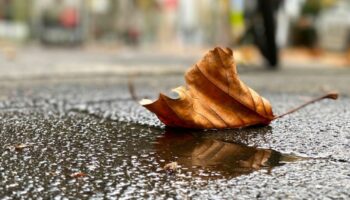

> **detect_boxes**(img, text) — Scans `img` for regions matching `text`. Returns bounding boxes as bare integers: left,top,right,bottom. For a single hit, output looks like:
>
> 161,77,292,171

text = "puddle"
156,129,307,178
0,110,309,198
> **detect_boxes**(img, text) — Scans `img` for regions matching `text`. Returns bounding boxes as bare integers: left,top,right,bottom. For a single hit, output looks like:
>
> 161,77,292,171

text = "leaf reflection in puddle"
156,128,307,178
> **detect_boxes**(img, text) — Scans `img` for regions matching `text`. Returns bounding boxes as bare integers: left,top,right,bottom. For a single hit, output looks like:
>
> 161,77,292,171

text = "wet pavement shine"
0,77,349,199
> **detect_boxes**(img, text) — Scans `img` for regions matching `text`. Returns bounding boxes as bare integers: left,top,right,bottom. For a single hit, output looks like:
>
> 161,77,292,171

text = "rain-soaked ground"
0,76,349,199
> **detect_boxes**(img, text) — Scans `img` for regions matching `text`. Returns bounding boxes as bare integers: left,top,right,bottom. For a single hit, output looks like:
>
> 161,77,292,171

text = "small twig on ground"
128,74,138,101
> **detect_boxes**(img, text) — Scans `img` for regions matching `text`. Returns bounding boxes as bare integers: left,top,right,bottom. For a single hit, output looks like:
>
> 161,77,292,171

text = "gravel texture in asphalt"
0,76,349,199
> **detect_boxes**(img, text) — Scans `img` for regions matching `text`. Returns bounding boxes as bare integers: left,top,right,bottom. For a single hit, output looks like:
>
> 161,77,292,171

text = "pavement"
0,46,198,79
0,47,349,199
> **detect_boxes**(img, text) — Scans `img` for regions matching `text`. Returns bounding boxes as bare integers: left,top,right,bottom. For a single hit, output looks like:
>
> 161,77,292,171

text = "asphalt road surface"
0,73,349,199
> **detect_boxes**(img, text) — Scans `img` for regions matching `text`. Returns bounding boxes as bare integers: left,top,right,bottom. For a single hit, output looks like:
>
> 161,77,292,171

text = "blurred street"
0,45,349,95
0,45,200,79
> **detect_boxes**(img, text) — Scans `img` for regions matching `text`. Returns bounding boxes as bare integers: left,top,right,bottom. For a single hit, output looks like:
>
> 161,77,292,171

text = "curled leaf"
141,47,273,129
141,47,338,129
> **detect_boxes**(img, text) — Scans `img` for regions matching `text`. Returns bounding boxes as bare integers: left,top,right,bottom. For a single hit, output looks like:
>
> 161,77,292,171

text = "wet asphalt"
0,74,349,199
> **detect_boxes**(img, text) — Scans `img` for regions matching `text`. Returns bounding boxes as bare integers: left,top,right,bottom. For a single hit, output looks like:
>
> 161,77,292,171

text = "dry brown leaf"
141,47,273,129
141,48,275,129
140,47,338,129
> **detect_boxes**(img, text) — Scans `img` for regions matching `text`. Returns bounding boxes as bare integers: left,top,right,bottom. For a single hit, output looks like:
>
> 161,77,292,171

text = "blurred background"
0,0,350,79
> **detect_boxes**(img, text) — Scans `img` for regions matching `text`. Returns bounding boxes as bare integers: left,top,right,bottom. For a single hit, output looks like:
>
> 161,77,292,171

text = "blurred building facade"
0,0,350,52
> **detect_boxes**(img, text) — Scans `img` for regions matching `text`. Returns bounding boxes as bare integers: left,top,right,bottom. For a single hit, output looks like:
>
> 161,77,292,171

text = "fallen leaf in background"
14,144,28,151
70,172,87,178
163,162,178,172
5,143,31,152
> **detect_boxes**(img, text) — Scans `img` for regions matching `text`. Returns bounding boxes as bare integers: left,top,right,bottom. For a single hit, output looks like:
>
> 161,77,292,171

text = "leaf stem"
274,92,338,120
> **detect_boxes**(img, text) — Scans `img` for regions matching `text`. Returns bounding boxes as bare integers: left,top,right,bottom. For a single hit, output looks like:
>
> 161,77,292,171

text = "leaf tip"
139,99,153,106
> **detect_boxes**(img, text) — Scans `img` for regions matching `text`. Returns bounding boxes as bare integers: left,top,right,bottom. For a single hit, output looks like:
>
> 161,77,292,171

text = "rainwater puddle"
0,111,308,198
156,128,308,178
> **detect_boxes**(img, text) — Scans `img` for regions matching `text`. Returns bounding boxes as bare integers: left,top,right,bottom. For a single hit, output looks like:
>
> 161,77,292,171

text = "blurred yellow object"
235,45,262,65
0,42,17,61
